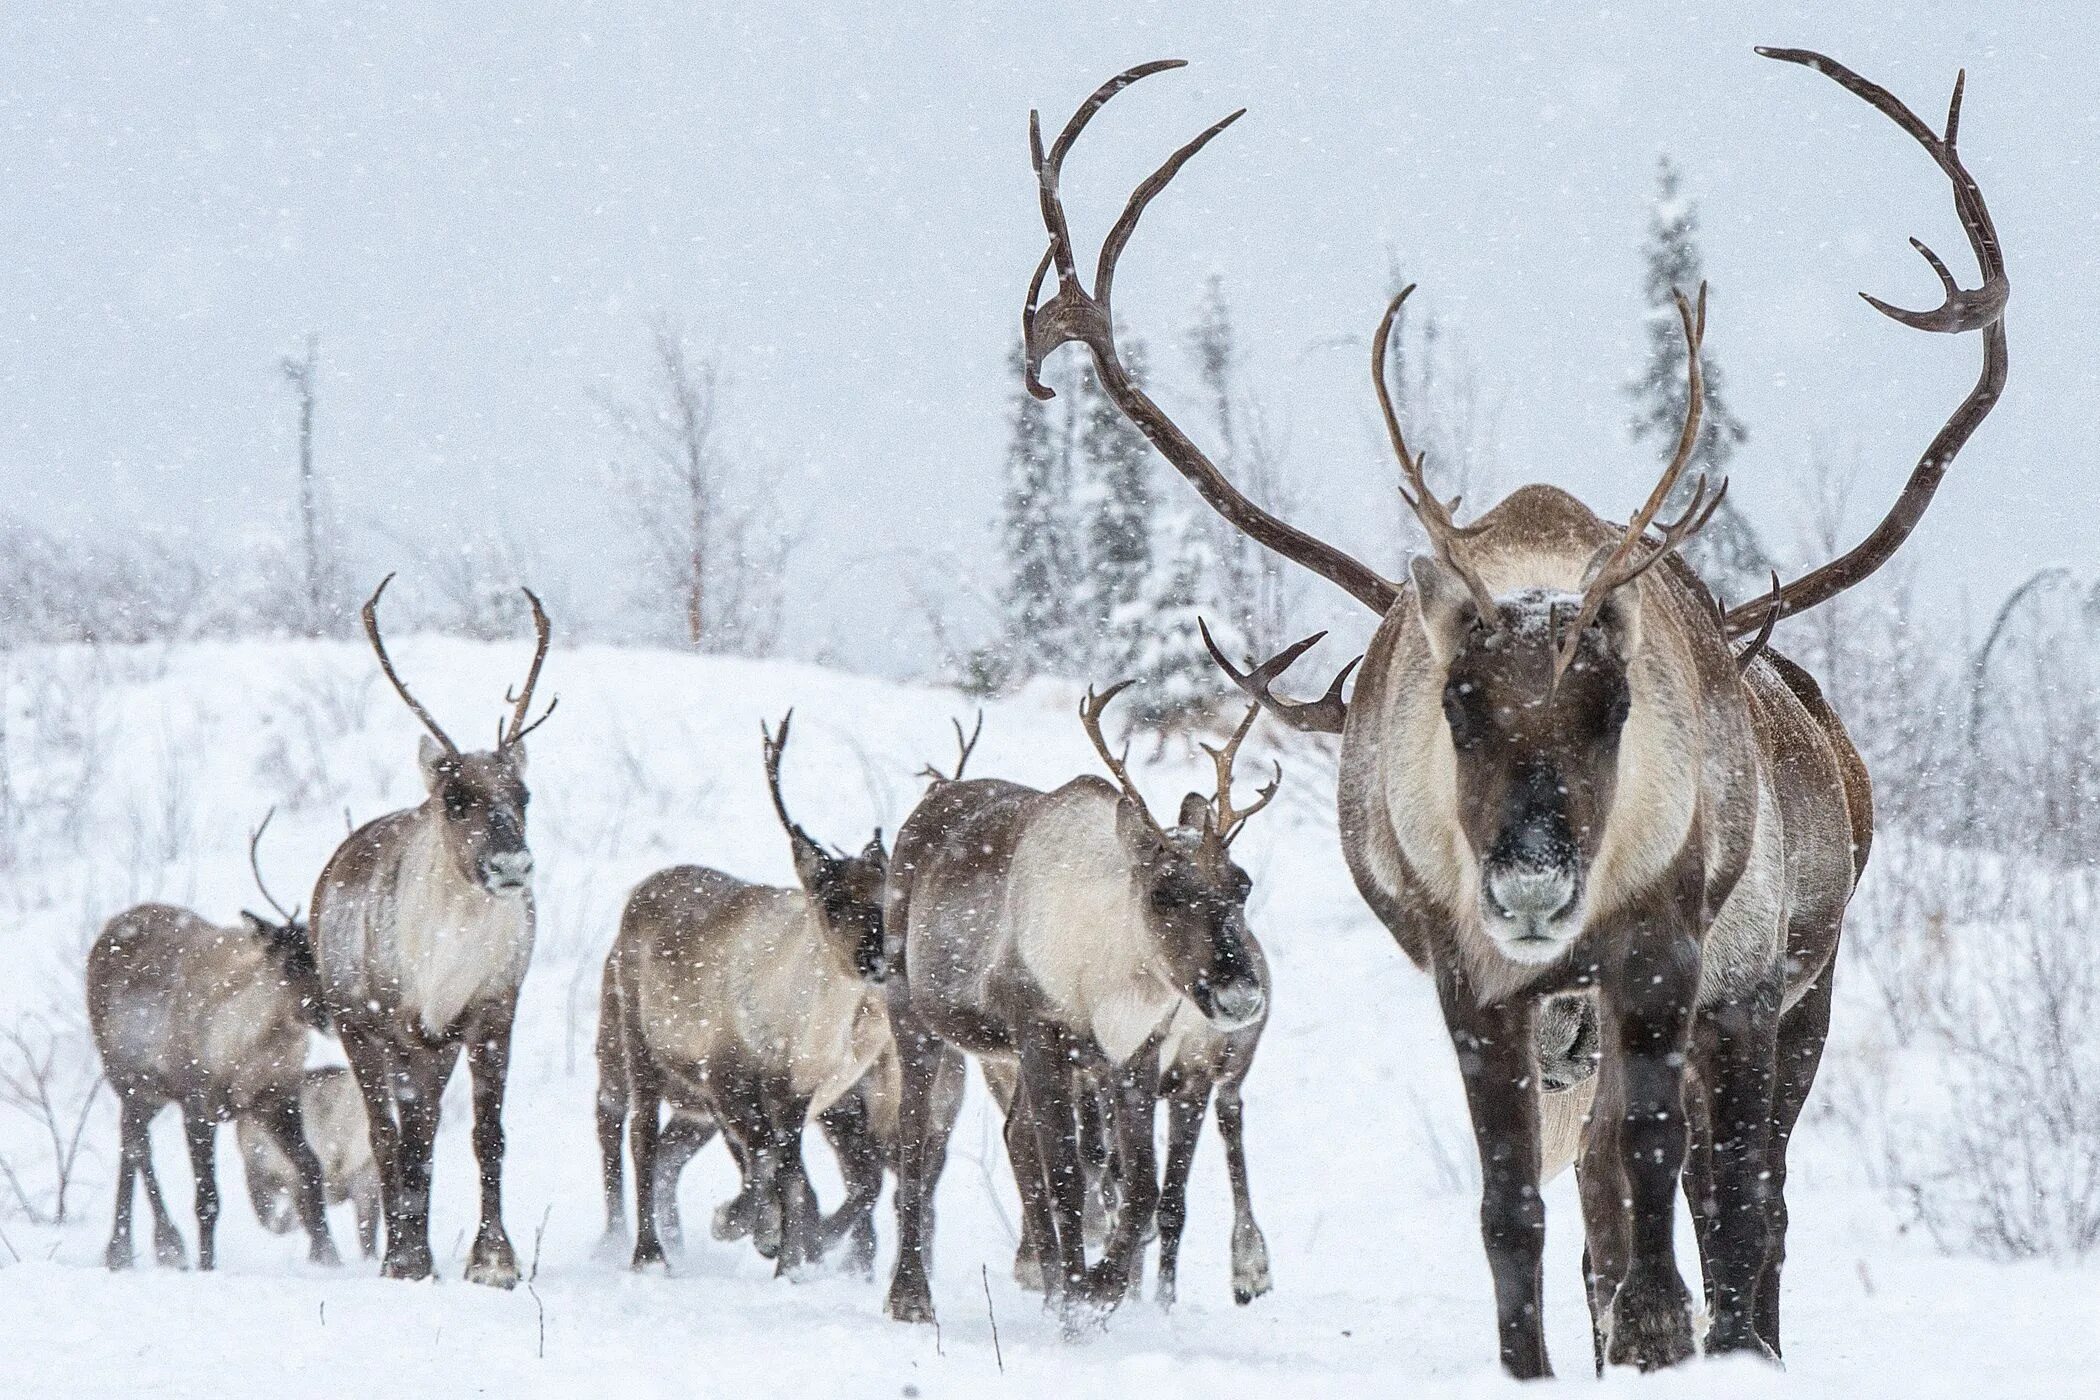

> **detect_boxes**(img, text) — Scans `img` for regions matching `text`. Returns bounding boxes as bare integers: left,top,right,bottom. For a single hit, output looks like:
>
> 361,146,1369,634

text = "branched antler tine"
1202,704,1280,843
1029,110,1078,291
761,710,825,854
1376,289,1502,624
501,587,554,747
1724,47,2008,638
1554,285,1708,681
1078,680,1164,837
953,711,984,781
1734,571,1784,674
1199,620,1356,736
1094,108,1244,308
247,807,298,925
361,573,458,755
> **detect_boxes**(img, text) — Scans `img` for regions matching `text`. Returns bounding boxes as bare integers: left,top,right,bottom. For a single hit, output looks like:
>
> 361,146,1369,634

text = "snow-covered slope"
0,639,2087,1398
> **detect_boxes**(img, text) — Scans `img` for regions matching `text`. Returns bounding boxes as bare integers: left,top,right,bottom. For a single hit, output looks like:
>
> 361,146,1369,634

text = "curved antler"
1721,47,2009,637
1078,680,1167,841
1376,287,1501,626
1732,571,1784,674
1553,285,1721,684
502,587,558,748
362,574,459,756
247,807,300,925
761,711,835,865
1022,62,1399,617
1202,703,1280,846
1200,620,1357,737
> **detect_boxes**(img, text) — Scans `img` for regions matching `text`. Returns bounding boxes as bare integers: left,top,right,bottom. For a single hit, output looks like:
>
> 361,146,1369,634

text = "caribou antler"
1201,704,1280,846
1078,680,1167,841
1023,62,1399,616
247,807,301,926
1733,571,1784,674
1200,620,1357,737
761,711,836,861
918,711,985,786
501,588,557,748
362,574,459,756
1377,287,1501,626
1552,285,1721,684
1720,48,2009,637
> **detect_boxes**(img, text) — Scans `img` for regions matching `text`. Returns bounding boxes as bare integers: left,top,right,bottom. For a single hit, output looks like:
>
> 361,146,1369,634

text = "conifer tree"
997,346,1080,678
1076,336,1154,674
1628,156,1771,599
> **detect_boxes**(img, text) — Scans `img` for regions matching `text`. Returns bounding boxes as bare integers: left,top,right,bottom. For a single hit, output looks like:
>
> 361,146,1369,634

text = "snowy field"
0,638,2089,1398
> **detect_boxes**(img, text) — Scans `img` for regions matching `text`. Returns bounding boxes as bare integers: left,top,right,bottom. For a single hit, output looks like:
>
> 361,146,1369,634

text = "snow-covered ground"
0,638,2088,1398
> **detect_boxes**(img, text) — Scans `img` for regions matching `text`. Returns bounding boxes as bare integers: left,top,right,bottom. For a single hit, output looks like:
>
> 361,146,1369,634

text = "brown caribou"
882,683,1277,1326
239,1065,382,1259
311,575,556,1286
88,811,339,1271
1017,51,2003,1374
608,712,965,1277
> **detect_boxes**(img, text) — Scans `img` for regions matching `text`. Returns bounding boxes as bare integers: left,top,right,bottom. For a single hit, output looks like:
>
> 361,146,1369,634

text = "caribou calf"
311,575,555,1286
239,1065,382,1259
612,713,918,1277
88,814,339,1271
883,684,1277,1325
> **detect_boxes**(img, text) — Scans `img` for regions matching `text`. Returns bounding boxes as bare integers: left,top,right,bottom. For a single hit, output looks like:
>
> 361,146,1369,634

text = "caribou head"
241,806,326,1030
363,574,556,899
761,711,890,983
1081,683,1275,1031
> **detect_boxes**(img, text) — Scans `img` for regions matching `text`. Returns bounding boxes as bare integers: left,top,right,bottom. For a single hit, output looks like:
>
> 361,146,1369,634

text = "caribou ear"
239,911,272,938
1410,555,1477,664
788,833,834,897
859,829,888,871
1177,792,1214,833
418,734,455,792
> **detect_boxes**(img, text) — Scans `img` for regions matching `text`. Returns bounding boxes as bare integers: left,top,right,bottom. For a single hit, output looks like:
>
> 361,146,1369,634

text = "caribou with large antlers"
309,575,556,1285
881,684,1277,1326
1019,49,2002,1375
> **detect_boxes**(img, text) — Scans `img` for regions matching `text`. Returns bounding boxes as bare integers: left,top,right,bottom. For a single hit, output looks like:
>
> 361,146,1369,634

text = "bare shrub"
0,1010,104,1226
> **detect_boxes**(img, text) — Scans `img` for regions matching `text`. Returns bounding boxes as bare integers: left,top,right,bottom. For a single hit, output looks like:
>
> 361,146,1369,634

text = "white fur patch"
384,821,535,1036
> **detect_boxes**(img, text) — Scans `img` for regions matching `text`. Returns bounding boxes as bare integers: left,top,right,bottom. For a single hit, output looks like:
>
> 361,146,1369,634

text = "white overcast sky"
0,2,2085,672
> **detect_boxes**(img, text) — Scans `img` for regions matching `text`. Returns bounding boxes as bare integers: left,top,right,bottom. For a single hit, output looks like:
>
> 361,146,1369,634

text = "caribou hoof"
104,1240,134,1272
1705,1315,1781,1366
1155,1271,1178,1309
592,1227,630,1265
886,1275,937,1325
307,1233,343,1268
712,1191,760,1243
381,1242,435,1281
1607,1265,1696,1371
1013,1248,1047,1294
1231,1223,1272,1304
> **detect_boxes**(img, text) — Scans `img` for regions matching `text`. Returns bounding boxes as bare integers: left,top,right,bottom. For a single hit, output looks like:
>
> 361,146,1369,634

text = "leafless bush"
0,1011,104,1226
1835,845,2100,1262
0,519,212,646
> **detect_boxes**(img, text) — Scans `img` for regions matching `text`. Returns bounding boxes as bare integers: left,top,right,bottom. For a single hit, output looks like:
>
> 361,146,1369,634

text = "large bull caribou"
311,576,557,1285
1017,50,2004,1375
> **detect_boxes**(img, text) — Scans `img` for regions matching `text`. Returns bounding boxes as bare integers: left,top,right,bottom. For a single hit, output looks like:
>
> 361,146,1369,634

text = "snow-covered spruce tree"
996,345,1082,681
1627,156,1771,601
1115,509,1240,727
1076,335,1155,676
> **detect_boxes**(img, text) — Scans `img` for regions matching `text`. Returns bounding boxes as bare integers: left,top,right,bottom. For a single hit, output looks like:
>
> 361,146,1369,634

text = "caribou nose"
483,849,535,890
1486,864,1576,922
1207,978,1266,1030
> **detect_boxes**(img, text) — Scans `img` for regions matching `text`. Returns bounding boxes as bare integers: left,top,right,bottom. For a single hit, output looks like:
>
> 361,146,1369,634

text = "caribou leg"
595,1062,629,1249
463,1010,521,1289
107,1093,180,1269
650,1110,718,1254
883,1007,948,1324
759,1083,823,1278
385,1048,450,1282
1217,1081,1271,1305
1093,1048,1159,1300
180,1106,221,1272
253,1087,341,1266
626,1052,670,1271
1153,1089,1207,1307
1697,979,1781,1359
815,1092,883,1276
1760,960,1836,1356
1436,969,1551,1380
1004,1076,1058,1295
1600,898,1701,1372
1017,1023,1102,1323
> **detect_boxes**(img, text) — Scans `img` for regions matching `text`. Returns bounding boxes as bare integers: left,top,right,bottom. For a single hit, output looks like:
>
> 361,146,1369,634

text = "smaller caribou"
610,712,953,1277
239,1065,382,1259
312,575,555,1286
883,683,1277,1325
88,812,339,1271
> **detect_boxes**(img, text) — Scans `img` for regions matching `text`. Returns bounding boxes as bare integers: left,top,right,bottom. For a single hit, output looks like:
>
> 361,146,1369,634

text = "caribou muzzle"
1480,766,1582,963
480,847,535,895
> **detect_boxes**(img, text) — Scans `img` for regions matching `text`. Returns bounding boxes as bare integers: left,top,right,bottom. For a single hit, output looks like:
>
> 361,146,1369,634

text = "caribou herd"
79,45,2007,1378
